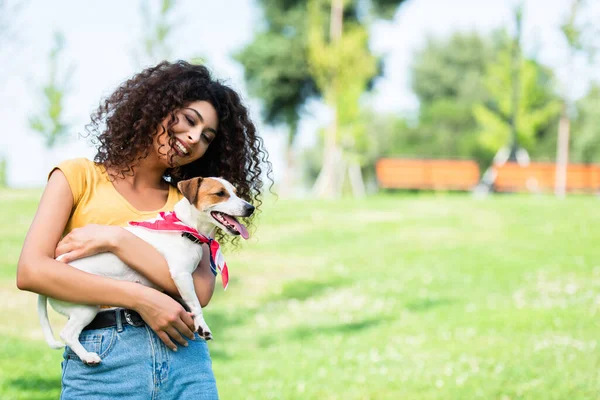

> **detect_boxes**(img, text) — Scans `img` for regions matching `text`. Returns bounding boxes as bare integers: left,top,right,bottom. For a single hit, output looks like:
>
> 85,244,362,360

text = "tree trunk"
313,0,344,199
348,161,366,198
313,120,340,198
279,145,295,198
555,107,570,198
508,6,522,162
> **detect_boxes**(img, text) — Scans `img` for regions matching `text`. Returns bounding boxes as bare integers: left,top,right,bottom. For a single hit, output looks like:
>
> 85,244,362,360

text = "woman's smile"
155,100,219,166
173,138,191,157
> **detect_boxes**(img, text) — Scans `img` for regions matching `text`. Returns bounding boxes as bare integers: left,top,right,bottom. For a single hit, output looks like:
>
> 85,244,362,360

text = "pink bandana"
129,211,229,290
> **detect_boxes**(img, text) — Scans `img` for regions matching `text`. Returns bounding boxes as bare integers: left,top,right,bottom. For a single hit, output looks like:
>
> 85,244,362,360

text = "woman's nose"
186,128,201,143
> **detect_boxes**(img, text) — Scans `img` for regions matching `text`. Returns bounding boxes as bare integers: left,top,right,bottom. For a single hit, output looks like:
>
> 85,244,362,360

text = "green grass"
1,189,600,399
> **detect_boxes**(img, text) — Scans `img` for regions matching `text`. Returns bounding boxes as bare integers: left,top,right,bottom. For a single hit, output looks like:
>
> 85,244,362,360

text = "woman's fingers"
165,326,189,347
55,242,77,259
174,316,195,340
56,250,85,264
157,331,178,352
181,311,196,333
136,289,198,350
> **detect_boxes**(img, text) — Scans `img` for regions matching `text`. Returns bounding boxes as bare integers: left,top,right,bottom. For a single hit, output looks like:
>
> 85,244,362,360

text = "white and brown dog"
37,176,254,365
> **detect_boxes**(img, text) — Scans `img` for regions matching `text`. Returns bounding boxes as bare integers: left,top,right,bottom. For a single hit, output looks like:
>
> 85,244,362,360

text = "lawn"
1,189,599,399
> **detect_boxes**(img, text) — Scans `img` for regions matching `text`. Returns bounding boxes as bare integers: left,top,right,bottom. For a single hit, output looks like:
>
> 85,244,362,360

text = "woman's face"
154,100,219,167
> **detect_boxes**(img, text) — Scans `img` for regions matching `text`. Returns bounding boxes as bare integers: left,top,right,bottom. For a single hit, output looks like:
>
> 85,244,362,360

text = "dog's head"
177,177,254,239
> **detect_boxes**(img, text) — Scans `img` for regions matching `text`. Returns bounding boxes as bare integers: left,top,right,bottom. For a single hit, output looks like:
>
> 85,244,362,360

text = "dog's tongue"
223,215,249,239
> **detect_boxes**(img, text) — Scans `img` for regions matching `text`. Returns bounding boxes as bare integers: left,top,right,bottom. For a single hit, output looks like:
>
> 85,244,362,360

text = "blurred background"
1,0,600,399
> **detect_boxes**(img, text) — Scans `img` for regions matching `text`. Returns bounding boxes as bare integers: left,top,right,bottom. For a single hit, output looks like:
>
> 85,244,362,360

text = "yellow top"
52,157,183,234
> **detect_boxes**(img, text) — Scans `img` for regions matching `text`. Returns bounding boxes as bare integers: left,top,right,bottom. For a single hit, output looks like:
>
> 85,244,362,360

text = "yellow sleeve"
48,158,91,206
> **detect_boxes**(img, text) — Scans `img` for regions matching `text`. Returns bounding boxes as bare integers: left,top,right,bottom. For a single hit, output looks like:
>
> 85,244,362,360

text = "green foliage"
28,31,73,149
134,0,178,66
235,0,319,147
370,0,407,19
2,190,600,399
405,29,562,166
411,32,496,106
473,48,562,154
408,32,502,164
235,31,318,144
560,0,585,53
236,0,407,146
572,84,600,163
307,0,378,167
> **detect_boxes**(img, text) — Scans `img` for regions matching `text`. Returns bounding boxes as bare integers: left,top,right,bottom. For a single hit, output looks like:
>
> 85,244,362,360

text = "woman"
16,60,271,399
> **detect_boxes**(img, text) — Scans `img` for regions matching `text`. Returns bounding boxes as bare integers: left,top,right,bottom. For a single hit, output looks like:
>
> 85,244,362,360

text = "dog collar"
128,212,229,290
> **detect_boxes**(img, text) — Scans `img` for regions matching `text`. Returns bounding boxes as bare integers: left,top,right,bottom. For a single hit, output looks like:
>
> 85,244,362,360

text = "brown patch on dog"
195,178,230,210
177,177,203,205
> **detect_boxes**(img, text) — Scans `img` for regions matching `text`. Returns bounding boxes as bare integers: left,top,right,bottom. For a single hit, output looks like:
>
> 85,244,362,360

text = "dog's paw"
81,352,102,366
195,320,213,341
49,340,64,349
198,329,213,341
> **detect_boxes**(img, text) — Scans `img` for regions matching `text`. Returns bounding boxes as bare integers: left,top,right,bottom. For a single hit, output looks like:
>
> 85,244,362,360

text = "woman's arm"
86,230,216,306
56,226,183,297
55,207,217,306
192,245,216,307
17,170,195,350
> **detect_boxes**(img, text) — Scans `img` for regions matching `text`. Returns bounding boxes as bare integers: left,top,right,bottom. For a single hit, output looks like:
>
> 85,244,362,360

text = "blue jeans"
60,314,218,400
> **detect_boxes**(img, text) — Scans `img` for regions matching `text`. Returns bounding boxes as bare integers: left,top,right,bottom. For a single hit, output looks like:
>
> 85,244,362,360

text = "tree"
234,29,318,196
235,0,408,197
471,4,562,179
133,0,178,67
308,0,378,197
309,0,409,198
29,31,74,149
410,32,499,163
472,48,561,160
554,0,599,197
572,84,600,163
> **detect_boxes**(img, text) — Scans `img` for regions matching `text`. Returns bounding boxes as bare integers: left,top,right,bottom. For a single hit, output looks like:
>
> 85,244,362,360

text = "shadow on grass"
256,317,389,347
203,307,257,360
405,297,454,312
206,347,231,361
269,277,352,302
7,375,61,394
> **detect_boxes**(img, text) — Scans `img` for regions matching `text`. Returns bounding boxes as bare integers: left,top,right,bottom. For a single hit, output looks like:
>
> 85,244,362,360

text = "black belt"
83,309,145,331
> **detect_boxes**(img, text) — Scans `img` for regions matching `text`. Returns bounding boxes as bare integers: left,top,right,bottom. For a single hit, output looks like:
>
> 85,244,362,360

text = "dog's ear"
177,177,203,205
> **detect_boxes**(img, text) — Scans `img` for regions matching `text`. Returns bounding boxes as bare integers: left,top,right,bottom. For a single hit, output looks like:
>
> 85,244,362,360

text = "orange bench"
493,162,600,193
375,158,480,191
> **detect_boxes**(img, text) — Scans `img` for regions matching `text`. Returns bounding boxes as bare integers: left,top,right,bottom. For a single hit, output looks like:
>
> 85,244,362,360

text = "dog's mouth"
211,211,249,239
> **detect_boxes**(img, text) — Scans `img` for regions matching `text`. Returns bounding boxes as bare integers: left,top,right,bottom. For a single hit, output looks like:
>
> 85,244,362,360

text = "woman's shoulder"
54,157,104,176
57,157,96,169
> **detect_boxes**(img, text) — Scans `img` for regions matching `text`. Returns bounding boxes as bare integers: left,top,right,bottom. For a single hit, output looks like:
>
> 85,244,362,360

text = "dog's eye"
214,191,226,197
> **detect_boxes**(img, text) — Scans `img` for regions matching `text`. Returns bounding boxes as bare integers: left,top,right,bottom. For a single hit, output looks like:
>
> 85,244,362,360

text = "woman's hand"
134,286,196,351
55,224,122,263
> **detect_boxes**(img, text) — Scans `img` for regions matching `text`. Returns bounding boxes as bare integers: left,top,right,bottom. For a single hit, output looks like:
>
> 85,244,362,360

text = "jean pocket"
65,329,117,361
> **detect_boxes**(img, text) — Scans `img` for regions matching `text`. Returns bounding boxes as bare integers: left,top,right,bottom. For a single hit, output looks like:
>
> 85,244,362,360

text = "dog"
37,176,254,365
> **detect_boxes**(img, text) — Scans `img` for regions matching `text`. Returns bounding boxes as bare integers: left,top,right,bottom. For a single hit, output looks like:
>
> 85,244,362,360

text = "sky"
0,0,593,187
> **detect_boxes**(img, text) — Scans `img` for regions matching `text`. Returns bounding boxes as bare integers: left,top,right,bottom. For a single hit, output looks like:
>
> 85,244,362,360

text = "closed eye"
185,116,195,126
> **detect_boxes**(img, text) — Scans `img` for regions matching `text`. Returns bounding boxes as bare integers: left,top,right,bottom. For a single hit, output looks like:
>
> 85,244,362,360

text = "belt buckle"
123,309,144,327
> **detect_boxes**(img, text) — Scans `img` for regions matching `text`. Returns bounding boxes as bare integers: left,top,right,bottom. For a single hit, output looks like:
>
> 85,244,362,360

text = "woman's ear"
177,177,203,205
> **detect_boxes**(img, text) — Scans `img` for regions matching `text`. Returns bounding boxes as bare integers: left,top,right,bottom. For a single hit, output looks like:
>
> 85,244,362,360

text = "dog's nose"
244,203,255,216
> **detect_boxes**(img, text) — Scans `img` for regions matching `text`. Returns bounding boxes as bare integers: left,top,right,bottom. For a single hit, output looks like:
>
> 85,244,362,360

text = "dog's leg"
59,306,102,365
37,295,65,349
171,273,212,340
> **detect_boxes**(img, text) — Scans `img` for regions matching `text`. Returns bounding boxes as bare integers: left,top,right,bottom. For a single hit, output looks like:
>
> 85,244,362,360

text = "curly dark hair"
85,60,272,246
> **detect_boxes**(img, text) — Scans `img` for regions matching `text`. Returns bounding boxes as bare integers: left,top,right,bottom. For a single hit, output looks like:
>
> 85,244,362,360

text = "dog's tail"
37,295,64,349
